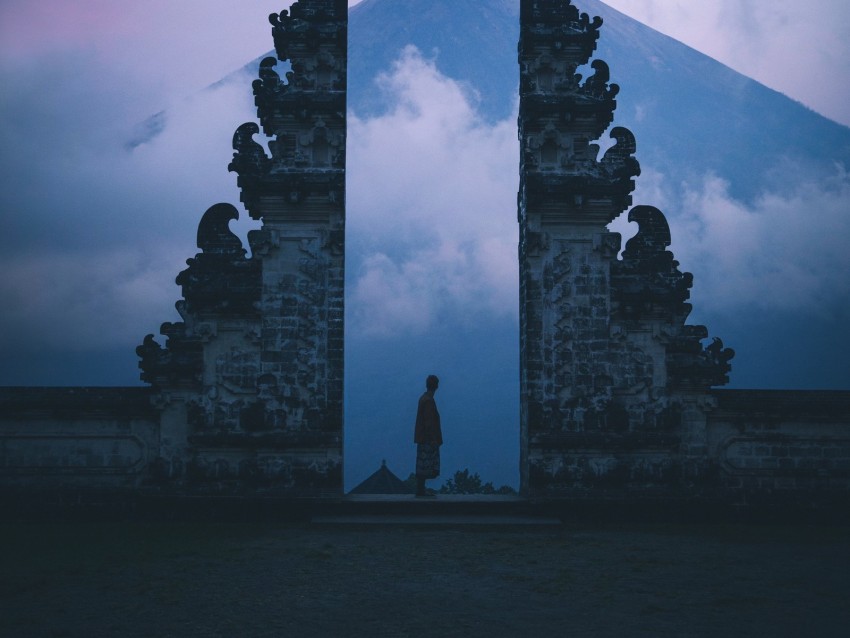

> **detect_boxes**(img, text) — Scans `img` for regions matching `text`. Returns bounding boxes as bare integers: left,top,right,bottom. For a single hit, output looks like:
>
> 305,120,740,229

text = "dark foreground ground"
1,517,848,637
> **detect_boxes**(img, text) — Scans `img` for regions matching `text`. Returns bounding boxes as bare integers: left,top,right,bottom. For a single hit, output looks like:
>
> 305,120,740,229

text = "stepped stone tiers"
136,0,347,495
518,0,734,495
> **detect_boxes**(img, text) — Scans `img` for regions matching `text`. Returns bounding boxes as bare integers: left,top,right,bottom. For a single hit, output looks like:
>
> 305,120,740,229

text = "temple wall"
523,389,850,501
129,0,347,496
707,390,850,498
1,0,846,511
2,387,846,506
0,388,158,490
0,387,342,495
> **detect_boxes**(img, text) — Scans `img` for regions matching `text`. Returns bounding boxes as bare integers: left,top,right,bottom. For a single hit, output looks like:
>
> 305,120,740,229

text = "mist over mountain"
343,0,850,481
2,0,848,489
345,0,850,380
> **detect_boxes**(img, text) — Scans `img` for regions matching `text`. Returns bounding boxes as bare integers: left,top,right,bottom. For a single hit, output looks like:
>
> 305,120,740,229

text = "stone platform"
5,490,846,525
313,494,562,526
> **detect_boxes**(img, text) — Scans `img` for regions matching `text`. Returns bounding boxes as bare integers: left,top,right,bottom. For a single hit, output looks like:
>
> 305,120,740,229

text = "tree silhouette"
404,468,517,495
439,469,516,495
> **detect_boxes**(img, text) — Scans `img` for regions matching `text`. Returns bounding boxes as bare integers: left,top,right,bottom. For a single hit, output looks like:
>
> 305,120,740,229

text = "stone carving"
136,203,260,387
581,60,616,98
612,205,693,315
667,334,736,388
519,2,638,225
196,203,243,254
136,0,346,494
176,203,261,317
519,0,732,494
525,124,572,170
228,123,270,177
270,1,348,65
235,1,347,220
600,127,640,181
252,57,286,118
611,205,735,388
136,324,203,386
520,1,602,34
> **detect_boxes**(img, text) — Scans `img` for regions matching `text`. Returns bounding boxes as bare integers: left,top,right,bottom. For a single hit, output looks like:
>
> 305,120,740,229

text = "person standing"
414,375,442,497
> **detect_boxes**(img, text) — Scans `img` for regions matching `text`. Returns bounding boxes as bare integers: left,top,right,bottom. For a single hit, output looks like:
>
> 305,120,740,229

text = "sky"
379,0,850,128
597,0,850,128
1,1,846,127
1,0,849,487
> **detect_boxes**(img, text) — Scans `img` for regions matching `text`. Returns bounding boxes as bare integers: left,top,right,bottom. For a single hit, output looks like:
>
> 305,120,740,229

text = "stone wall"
518,0,734,497
1,0,847,510
2,386,846,507
134,0,347,496
0,386,343,496
708,390,850,501
0,388,158,490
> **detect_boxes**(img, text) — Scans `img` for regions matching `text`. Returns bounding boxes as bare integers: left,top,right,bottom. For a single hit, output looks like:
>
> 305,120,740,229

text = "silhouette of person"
414,374,442,497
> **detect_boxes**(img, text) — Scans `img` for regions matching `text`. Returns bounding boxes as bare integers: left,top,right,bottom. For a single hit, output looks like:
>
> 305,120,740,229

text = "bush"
439,469,516,495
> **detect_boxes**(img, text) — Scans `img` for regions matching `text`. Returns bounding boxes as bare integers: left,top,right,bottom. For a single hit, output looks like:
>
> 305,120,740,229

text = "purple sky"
1,1,847,378
1,1,848,127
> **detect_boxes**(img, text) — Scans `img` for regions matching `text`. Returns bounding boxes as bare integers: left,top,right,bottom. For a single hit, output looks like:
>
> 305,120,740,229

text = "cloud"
673,165,850,316
346,46,850,342
0,1,287,105
0,246,183,355
0,51,261,359
602,0,850,127
614,163,850,320
346,47,519,337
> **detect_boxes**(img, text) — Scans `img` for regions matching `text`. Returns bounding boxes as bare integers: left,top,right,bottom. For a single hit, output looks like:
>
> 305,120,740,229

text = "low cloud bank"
0,53,259,360
614,164,850,321
347,47,519,337
0,43,846,383
348,46,850,341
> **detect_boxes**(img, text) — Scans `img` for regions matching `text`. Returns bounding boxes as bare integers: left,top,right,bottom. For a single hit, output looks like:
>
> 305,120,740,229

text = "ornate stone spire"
518,0,732,495
519,0,639,227
231,0,347,221
136,1,347,495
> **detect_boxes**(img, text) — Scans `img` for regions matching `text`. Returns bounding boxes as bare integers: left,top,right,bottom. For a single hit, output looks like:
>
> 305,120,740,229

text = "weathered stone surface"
697,391,850,505
133,0,347,495
234,0,348,221
1,0,848,509
0,388,159,489
519,0,733,495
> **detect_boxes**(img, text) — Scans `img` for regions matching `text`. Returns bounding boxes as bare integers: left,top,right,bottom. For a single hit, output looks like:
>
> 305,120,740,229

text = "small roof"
349,460,411,495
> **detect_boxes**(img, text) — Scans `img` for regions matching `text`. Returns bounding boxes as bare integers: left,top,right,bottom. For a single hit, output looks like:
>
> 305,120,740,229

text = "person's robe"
414,392,442,445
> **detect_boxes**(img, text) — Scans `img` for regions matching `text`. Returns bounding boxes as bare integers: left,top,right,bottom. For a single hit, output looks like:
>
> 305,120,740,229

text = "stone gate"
518,0,734,494
1,0,848,508
136,0,348,494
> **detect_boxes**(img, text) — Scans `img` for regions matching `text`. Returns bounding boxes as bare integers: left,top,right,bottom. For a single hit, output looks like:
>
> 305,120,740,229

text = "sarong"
415,443,440,479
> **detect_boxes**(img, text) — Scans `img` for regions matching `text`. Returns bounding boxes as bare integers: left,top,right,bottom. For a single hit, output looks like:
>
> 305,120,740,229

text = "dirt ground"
1,518,848,637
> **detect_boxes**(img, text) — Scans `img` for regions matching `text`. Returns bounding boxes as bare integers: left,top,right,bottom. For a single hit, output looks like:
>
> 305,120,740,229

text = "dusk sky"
2,1,848,127
1,0,848,487
1,0,846,347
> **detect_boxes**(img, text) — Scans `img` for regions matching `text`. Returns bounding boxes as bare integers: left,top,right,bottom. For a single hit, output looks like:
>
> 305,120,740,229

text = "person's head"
426,375,439,392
